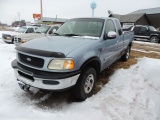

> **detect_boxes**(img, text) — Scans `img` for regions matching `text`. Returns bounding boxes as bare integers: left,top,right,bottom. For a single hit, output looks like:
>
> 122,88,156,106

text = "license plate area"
18,70,34,82
18,82,30,92
18,81,39,94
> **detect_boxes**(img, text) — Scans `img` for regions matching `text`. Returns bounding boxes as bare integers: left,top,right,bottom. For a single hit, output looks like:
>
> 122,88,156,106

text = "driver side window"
105,20,116,34
26,28,34,33
141,27,148,32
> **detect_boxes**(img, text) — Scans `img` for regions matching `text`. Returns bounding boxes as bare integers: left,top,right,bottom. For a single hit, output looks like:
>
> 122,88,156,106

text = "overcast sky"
0,0,160,25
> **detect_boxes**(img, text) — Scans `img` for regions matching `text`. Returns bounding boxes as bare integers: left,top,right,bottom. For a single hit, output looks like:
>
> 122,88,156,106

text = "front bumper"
12,59,80,90
14,42,21,46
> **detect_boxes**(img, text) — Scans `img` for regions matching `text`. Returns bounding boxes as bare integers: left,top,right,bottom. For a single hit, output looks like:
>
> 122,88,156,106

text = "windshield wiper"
35,32,41,33
63,34,81,37
52,32,61,36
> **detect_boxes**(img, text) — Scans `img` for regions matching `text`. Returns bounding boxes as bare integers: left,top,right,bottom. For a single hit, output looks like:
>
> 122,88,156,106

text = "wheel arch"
128,41,132,48
80,57,101,79
150,35,160,43
150,34,160,39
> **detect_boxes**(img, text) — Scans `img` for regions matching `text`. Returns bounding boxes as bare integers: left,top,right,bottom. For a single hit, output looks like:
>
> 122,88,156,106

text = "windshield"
56,18,104,37
148,26,157,31
35,26,51,34
16,27,27,33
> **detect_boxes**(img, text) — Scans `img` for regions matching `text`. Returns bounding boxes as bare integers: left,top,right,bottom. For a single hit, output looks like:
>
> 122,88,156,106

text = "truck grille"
18,53,44,68
14,37,21,42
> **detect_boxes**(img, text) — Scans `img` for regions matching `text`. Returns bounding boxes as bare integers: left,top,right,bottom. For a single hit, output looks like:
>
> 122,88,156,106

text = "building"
109,7,160,29
36,17,68,24
109,13,150,28
130,7,160,28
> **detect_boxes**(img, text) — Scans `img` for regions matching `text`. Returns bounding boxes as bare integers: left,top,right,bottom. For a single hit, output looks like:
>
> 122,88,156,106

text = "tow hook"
18,83,30,92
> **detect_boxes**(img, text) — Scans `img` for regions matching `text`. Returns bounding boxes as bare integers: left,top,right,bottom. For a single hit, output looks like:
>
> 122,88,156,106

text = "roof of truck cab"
70,17,118,20
21,26,38,28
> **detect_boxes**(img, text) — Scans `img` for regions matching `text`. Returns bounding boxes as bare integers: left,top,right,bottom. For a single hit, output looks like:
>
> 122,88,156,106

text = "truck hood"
21,36,94,56
15,33,45,40
3,31,22,36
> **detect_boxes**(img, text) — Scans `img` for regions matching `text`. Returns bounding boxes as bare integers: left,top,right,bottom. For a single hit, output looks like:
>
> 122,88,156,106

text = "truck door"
133,26,141,39
101,19,122,70
139,26,150,39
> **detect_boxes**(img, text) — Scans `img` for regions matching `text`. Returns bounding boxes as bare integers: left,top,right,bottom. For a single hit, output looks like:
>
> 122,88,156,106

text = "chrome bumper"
12,59,80,90
14,69,80,90
14,42,21,46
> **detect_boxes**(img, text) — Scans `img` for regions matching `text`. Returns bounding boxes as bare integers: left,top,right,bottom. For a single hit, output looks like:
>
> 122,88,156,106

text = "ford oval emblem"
26,58,31,62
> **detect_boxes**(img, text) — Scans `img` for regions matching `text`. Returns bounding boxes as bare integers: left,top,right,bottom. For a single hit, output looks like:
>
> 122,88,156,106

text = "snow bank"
0,35,160,120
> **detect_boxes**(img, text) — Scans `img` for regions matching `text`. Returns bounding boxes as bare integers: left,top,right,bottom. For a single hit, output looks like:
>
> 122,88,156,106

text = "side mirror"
52,29,57,33
104,31,117,40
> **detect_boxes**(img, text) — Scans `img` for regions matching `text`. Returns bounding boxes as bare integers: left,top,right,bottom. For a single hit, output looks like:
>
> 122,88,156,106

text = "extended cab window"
115,19,122,35
105,20,116,34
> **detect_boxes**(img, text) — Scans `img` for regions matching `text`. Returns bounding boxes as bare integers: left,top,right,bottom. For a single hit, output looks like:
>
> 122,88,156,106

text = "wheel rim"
151,37,158,43
84,74,94,94
126,48,130,59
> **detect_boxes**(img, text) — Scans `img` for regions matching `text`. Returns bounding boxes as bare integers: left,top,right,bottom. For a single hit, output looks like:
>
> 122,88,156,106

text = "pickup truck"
11,18,134,100
2,26,38,43
123,25,160,43
14,24,60,46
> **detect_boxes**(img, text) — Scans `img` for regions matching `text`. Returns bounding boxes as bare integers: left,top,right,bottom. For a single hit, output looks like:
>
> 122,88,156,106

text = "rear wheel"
150,36,159,43
121,46,131,61
73,67,97,101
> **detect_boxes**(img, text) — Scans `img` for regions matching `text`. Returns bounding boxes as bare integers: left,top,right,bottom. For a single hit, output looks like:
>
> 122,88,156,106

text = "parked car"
124,25,160,43
14,24,60,46
2,26,38,43
11,17,134,100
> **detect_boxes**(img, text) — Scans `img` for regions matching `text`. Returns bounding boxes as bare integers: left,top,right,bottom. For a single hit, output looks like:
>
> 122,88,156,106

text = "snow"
132,48,160,55
0,31,160,120
133,41,160,46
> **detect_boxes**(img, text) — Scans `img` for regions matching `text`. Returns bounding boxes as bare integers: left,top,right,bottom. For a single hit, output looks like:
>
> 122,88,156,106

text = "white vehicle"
2,26,38,43
14,24,61,46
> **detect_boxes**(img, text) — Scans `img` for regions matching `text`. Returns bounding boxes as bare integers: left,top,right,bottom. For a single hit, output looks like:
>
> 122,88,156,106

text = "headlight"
48,59,75,70
6,37,11,40
21,39,26,43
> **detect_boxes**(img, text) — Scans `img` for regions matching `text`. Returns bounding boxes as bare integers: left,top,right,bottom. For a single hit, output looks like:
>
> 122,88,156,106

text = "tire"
11,38,14,44
150,36,159,43
121,46,131,61
73,67,97,101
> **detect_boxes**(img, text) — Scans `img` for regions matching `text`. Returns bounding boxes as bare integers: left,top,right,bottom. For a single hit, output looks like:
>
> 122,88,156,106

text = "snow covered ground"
0,31,160,120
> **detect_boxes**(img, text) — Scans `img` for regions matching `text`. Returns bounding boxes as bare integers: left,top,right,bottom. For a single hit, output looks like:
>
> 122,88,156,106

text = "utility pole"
18,13,20,26
40,0,43,21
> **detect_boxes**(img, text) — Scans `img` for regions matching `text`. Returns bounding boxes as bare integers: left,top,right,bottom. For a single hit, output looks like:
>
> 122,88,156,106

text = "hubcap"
151,37,158,43
126,48,130,59
84,74,94,94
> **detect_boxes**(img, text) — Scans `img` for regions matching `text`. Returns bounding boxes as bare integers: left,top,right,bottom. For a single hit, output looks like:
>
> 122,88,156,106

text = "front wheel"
150,36,159,43
121,46,131,61
73,67,97,101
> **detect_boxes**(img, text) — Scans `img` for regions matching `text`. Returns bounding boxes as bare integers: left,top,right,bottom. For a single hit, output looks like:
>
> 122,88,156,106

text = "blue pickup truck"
12,17,134,100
